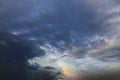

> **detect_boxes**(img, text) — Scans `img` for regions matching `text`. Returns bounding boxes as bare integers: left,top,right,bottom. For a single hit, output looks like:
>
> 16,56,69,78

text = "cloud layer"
0,0,120,80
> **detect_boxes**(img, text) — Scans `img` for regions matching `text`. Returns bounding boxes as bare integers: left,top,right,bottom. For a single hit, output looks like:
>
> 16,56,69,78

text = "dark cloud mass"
0,0,120,80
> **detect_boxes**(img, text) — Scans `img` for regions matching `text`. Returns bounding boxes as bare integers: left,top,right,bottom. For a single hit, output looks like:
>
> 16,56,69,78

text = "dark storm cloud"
0,31,44,59
27,65,60,80
0,0,100,37
0,0,95,57
0,31,30,80
1,0,120,61
0,31,57,80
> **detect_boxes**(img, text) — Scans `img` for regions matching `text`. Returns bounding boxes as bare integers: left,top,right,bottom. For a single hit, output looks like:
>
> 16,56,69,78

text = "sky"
0,0,120,80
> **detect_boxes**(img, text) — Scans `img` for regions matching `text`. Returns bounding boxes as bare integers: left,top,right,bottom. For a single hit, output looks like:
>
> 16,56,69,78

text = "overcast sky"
0,0,120,80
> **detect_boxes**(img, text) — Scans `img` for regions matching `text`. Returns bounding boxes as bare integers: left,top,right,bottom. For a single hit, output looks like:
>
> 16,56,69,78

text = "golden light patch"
56,60,78,78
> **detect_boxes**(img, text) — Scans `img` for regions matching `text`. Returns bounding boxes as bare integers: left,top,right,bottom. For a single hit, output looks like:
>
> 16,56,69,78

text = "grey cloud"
0,0,120,68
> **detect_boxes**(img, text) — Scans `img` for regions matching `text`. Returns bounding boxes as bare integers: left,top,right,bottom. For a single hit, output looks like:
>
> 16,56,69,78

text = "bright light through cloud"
28,43,120,79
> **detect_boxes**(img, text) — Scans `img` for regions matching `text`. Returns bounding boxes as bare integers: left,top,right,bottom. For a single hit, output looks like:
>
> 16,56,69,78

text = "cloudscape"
0,0,120,80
